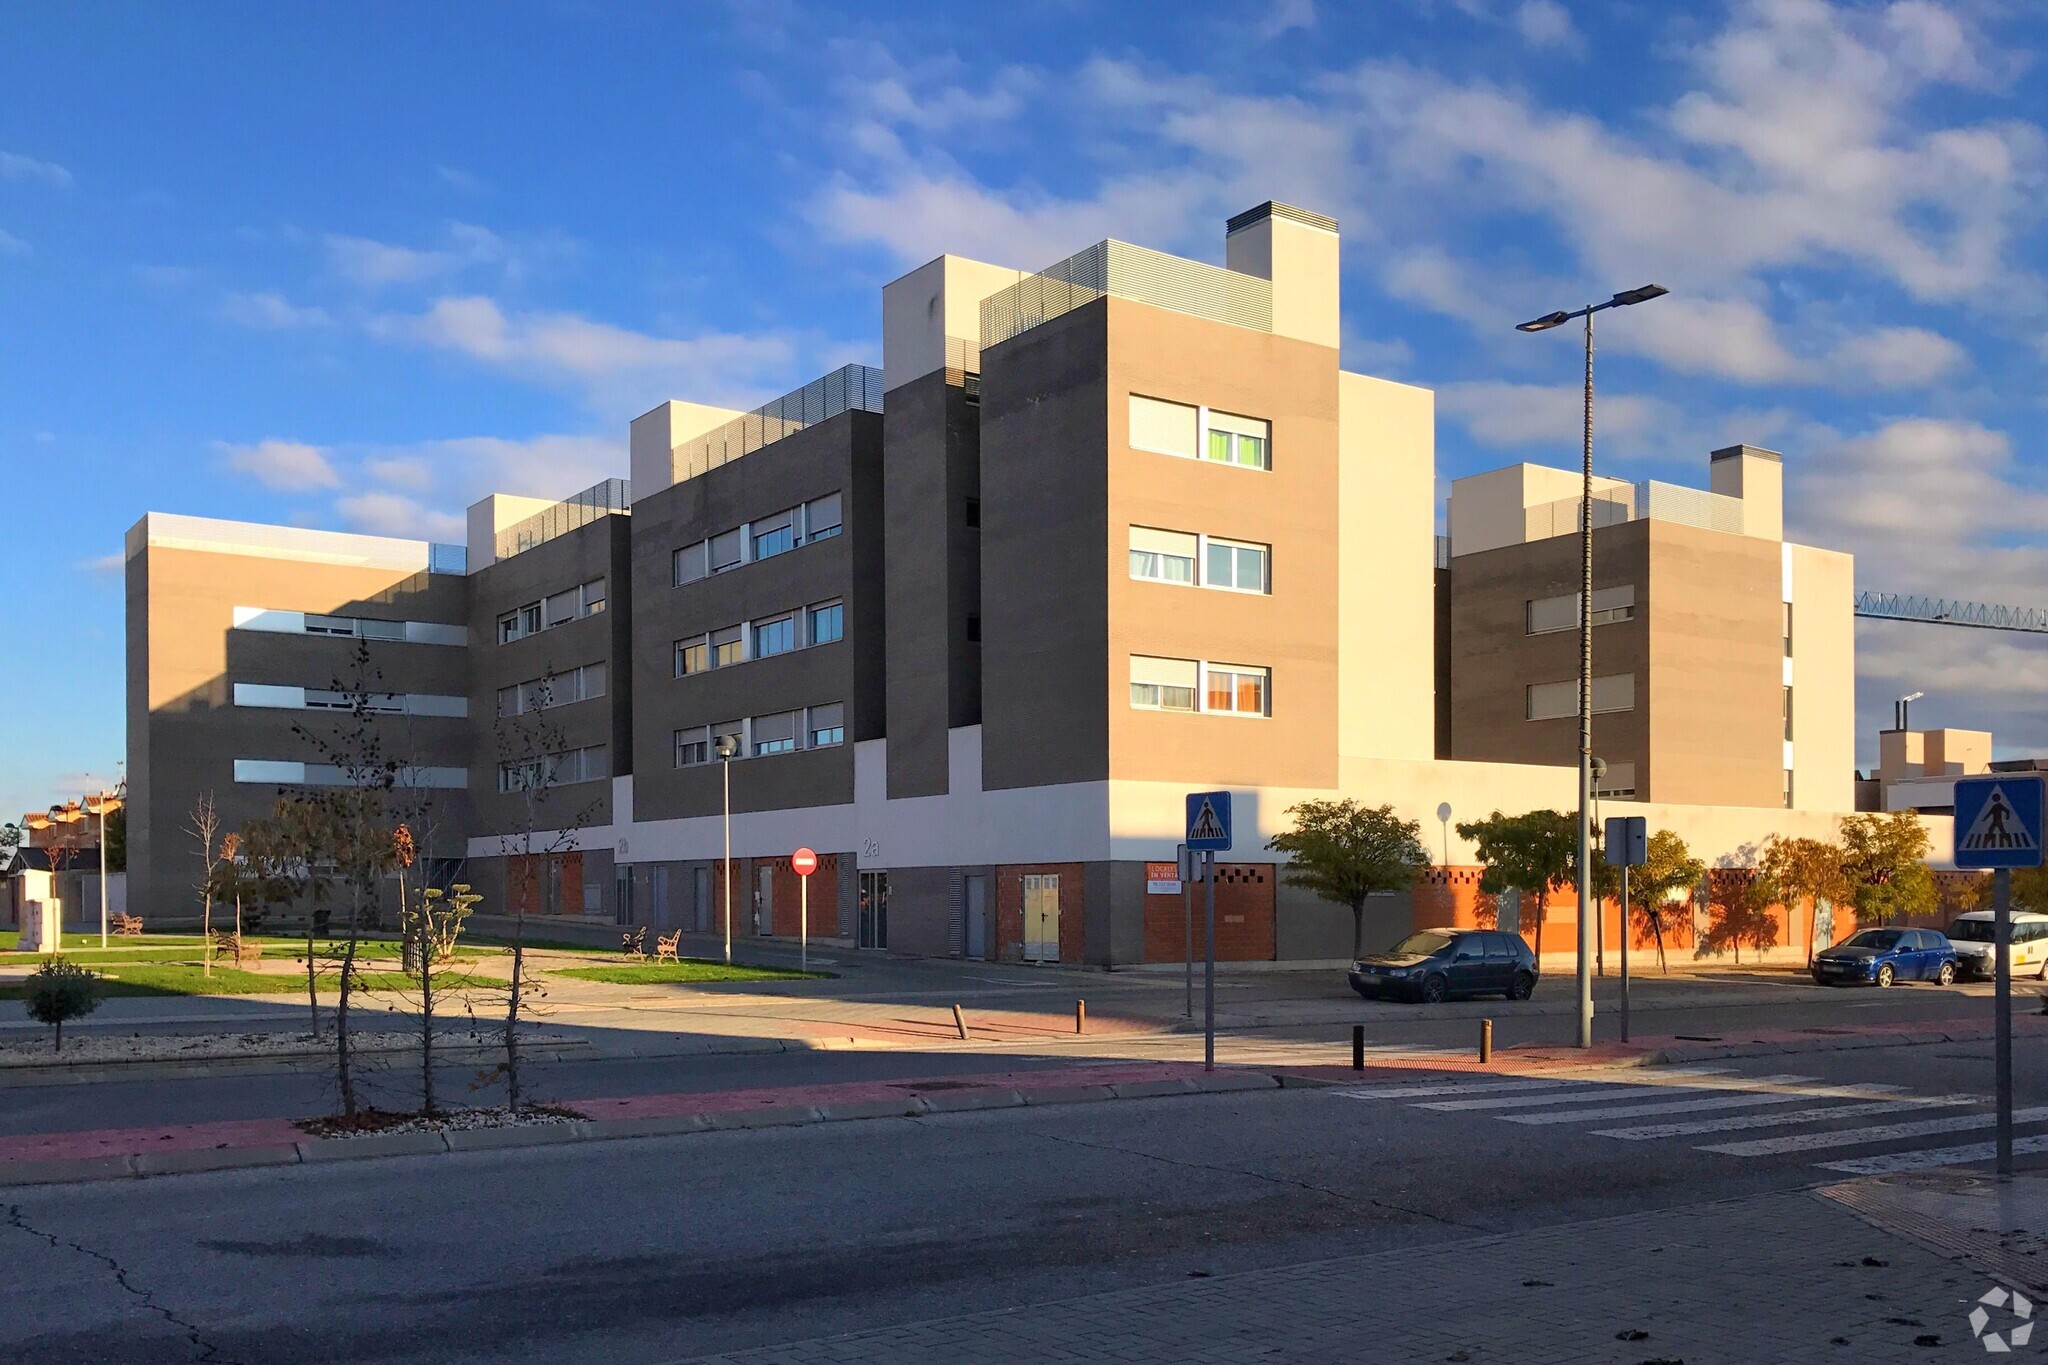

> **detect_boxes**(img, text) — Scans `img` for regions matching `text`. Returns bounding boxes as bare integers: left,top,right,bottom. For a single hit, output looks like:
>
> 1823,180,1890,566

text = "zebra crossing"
1335,1066,2042,1177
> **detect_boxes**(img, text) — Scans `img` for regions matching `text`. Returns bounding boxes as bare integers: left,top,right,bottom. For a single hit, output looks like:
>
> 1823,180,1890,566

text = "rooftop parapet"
979,239,1274,350
669,364,884,486
493,478,630,563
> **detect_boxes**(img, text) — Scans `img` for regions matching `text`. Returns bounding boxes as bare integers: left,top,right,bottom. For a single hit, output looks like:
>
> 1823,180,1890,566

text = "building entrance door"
1022,874,1060,963
859,871,889,949
756,865,775,935
965,875,989,960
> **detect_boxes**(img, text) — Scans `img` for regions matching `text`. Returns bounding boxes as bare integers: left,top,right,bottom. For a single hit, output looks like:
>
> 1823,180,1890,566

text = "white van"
1944,910,2048,979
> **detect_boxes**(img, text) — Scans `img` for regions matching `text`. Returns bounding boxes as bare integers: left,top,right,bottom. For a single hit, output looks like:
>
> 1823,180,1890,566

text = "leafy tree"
102,805,126,873
0,822,20,860
1705,873,1779,963
23,960,101,1052
1266,800,1430,960
2014,866,2048,916
1457,809,1575,960
1839,812,1937,927
1625,830,1707,973
1755,834,1853,965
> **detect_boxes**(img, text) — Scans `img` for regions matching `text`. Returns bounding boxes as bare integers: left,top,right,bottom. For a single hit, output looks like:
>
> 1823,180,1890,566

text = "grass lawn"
551,959,829,985
0,962,499,999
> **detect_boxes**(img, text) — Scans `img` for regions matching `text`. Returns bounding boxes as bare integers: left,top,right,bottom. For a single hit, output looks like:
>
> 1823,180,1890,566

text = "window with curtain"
1205,663,1269,715
1129,655,1199,712
1129,527,1197,585
1205,411,1269,469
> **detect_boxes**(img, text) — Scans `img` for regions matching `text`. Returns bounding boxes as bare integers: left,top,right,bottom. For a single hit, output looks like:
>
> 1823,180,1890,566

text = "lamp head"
1610,284,1669,307
714,734,740,760
1516,310,1571,333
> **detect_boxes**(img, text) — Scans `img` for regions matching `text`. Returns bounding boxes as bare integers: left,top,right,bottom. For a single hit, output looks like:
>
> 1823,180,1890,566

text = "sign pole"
1620,865,1631,1044
1204,849,1216,1073
801,874,809,974
1181,846,1193,1019
1997,864,2013,1176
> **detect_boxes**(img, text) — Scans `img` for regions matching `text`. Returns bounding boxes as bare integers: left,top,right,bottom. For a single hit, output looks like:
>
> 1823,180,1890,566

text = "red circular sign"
791,847,818,877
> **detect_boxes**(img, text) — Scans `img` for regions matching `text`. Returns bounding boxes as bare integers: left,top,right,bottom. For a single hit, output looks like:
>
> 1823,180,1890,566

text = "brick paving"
686,1189,1993,1363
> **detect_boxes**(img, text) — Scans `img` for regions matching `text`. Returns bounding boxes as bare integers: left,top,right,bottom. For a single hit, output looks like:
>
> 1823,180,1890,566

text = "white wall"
1789,540,1856,814
1337,371,1435,762
1447,464,1632,558
881,254,1026,392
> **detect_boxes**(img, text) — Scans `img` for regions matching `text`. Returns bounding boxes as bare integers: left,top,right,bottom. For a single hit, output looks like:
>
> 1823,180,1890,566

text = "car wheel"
1875,964,1895,988
1421,974,1448,1004
1508,972,1535,1001
1936,961,1957,986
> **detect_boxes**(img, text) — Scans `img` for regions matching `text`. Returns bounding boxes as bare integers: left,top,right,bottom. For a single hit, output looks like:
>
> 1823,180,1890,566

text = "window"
965,497,980,529
545,589,579,629
752,509,796,561
1784,768,1795,809
498,603,541,644
304,689,403,713
1592,673,1635,714
1206,662,1270,716
1527,586,1634,635
708,528,744,573
498,685,521,719
804,492,842,542
1130,656,1198,712
712,719,744,760
809,702,845,748
1205,411,1269,469
358,618,404,641
498,665,604,716
710,625,744,667
1129,395,1198,458
675,636,709,677
1129,527,1198,585
1527,674,1634,720
808,600,844,646
676,727,710,766
581,661,606,699
754,615,796,659
1594,761,1637,799
498,744,605,792
1205,539,1269,593
304,614,355,637
752,711,798,756
581,578,606,616
1783,601,1794,656
674,542,706,586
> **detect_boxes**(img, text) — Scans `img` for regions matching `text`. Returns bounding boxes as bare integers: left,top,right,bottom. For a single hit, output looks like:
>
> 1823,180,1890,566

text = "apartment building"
1443,447,1855,812
123,198,1882,963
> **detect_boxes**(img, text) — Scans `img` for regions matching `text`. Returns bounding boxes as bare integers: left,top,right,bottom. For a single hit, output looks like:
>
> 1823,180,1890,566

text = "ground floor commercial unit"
464,726,1954,968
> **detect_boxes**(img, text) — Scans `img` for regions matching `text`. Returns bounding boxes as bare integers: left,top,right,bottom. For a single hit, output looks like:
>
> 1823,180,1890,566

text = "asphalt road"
5,1032,2047,1365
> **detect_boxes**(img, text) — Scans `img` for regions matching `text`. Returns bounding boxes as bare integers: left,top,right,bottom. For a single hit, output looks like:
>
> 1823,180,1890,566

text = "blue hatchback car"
1811,928,1959,988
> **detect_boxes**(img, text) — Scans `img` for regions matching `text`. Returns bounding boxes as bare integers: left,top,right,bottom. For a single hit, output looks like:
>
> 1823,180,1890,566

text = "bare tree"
491,667,596,1110
187,794,223,977
240,804,322,1035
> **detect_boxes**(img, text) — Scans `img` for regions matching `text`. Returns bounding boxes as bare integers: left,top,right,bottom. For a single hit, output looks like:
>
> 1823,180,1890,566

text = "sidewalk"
682,1182,2015,1363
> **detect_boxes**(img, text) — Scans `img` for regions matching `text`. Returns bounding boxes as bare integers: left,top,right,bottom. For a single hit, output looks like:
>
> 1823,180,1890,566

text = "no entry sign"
791,847,818,877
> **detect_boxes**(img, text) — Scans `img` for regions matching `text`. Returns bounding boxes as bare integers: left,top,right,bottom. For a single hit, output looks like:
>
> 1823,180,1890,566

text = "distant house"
1,845,120,931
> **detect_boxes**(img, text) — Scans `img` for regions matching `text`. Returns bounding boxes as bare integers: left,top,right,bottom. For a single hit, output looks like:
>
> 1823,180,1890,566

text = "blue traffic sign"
1954,774,2046,870
1185,791,1233,852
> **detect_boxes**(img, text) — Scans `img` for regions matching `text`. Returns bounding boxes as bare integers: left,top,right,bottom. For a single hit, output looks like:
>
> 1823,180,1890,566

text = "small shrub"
24,960,103,1052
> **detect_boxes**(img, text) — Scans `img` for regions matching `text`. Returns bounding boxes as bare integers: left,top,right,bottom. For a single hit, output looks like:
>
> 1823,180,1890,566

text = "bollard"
952,1004,969,1040
1479,1019,1493,1064
1352,1024,1365,1071
1076,999,1086,1035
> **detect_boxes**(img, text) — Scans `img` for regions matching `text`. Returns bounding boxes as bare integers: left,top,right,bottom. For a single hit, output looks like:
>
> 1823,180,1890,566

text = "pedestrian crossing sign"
1953,774,2046,869
1185,791,1232,852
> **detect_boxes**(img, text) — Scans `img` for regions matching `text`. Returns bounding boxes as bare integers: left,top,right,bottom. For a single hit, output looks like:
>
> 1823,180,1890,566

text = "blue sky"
5,0,2046,817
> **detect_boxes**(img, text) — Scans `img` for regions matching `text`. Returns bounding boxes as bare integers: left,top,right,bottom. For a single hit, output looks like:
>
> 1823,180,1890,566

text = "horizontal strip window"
233,684,469,718
673,491,845,586
1129,526,1269,593
232,608,465,647
497,579,605,645
1127,395,1271,470
496,663,606,718
233,760,467,789
674,600,845,679
1526,586,1635,635
1526,673,1635,721
1129,655,1270,717
1594,760,1637,799
498,744,608,792
675,703,845,767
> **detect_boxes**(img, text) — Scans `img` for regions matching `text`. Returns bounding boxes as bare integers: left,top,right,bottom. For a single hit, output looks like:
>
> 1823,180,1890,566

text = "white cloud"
326,233,458,287
0,229,27,257
219,291,333,329
1605,295,1807,384
1794,417,2048,552
364,457,435,492
216,439,343,493
0,151,72,188
436,166,485,194
1258,0,1317,41
1824,325,1968,387
1437,380,1678,453
323,222,560,289
79,552,123,577
1513,0,1579,51
335,491,465,541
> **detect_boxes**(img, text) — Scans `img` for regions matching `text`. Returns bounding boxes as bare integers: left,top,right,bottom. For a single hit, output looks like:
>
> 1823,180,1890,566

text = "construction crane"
1854,592,2048,636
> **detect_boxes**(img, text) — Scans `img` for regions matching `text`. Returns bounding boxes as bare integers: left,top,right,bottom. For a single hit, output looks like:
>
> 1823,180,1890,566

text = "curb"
0,1071,1284,1189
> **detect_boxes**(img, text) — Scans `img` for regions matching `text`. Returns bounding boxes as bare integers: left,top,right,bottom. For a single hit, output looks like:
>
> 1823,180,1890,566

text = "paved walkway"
682,1184,1999,1363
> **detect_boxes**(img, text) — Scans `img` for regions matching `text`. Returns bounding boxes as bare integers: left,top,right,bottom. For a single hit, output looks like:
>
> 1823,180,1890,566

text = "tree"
2014,866,2048,916
1839,812,1937,927
237,807,310,1021
1456,810,1575,960
1755,834,1853,965
1627,830,1707,973
23,960,101,1052
187,793,223,977
1705,872,1779,963
1266,800,1430,960
103,805,126,873
0,822,21,861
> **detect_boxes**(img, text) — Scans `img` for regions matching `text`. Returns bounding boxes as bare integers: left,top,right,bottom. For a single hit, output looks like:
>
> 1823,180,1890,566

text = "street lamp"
715,732,740,964
85,783,125,948
1896,691,1925,732
1517,282,1669,1049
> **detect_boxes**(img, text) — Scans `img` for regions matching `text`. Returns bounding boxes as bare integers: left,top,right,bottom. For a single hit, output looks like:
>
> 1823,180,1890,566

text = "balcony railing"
495,479,630,562
671,364,884,485
979,240,1273,350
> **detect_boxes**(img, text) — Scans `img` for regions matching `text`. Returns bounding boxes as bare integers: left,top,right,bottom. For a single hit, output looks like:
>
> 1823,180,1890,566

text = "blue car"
1811,928,1958,988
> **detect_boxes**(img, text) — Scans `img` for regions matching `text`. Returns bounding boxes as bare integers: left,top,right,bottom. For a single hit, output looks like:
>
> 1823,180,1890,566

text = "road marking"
1333,1067,1734,1101
1421,1080,1741,1112
1819,1133,2048,1175
1594,1095,1975,1140
1700,1105,2048,1157
1499,1077,1848,1125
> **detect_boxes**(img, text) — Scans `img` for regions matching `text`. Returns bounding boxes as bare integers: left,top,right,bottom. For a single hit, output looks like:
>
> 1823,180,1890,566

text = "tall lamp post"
85,784,125,949
715,733,740,964
1517,282,1668,1048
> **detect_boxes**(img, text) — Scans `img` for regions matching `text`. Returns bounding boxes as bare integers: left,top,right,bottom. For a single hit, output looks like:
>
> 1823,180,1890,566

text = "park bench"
210,931,264,967
655,931,680,963
110,913,145,937
620,926,648,961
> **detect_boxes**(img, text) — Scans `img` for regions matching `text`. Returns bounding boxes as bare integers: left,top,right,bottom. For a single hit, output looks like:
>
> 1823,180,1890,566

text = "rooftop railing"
671,364,884,485
1516,480,1747,546
495,478,631,562
980,240,1273,350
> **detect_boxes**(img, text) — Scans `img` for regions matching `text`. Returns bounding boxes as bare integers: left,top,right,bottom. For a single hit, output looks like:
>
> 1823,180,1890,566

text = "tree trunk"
304,917,321,1039
1350,898,1366,962
202,893,213,977
504,923,525,1112
336,890,361,1117
1532,889,1546,962
419,908,435,1115
52,1017,61,1054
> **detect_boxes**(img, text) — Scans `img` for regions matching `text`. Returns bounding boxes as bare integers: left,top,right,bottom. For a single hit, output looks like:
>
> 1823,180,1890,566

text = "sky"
4,0,2046,818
